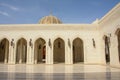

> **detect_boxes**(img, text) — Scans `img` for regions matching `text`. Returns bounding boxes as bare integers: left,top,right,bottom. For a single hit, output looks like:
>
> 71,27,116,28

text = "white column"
27,40,34,64
110,35,120,66
65,39,73,64
4,42,8,64
46,39,53,64
8,41,16,64
84,40,89,64
70,41,73,64
19,42,22,64
100,38,106,64
26,43,29,64
34,45,37,64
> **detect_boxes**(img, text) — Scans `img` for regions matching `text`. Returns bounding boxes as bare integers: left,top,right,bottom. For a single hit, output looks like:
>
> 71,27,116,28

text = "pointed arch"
103,35,110,63
16,38,27,64
34,38,46,64
53,38,65,63
115,28,120,63
0,38,9,63
72,38,84,63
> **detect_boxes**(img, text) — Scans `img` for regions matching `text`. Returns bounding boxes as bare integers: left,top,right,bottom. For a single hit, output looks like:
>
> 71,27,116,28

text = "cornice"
0,24,98,31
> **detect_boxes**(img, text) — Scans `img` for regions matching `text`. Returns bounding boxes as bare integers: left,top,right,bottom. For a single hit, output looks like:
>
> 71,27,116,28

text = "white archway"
115,28,120,63
16,38,27,64
103,35,110,63
34,38,46,64
73,38,84,63
53,38,65,64
0,38,9,63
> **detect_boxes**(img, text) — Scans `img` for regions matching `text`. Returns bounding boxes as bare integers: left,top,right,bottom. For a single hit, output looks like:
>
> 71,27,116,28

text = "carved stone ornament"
11,39,15,48
68,38,71,48
29,39,33,48
92,38,96,48
48,39,51,48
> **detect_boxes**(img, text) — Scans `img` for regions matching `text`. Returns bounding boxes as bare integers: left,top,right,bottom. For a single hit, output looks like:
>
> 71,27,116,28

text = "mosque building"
0,3,120,67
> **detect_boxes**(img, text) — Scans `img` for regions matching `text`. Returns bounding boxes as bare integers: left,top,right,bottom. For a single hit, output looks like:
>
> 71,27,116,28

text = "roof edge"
99,2,120,24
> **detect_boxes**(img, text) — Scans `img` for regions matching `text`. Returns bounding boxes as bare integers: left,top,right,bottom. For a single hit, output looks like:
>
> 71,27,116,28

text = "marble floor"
0,64,120,80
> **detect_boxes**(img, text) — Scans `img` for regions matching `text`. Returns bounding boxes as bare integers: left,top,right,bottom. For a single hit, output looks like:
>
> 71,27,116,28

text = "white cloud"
0,11,10,17
0,3,19,11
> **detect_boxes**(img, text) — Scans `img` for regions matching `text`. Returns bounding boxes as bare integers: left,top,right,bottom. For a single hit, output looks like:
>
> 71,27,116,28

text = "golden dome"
39,15,62,24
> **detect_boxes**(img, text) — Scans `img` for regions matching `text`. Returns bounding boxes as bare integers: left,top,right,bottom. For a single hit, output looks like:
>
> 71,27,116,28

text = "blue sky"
0,0,120,24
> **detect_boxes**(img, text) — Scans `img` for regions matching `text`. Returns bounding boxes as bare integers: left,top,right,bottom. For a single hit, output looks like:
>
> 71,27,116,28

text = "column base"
26,62,34,64
46,62,53,64
65,63,73,65
8,61,16,64
4,60,7,64
65,61,73,64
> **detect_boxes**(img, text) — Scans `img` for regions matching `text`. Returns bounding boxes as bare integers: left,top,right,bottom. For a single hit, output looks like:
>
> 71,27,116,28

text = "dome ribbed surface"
39,15,62,24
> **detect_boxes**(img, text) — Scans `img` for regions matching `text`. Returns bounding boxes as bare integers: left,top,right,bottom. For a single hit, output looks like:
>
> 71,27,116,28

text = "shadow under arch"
72,37,84,63
34,38,46,64
0,38,9,63
53,38,65,64
16,38,27,64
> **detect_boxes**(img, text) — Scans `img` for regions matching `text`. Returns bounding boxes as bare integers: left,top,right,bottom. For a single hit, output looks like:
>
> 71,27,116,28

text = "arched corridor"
16,38,27,64
53,38,65,63
34,38,46,64
104,36,110,63
73,38,84,63
0,38,9,63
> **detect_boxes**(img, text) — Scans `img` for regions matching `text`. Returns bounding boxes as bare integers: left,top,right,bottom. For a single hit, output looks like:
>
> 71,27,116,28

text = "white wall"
99,3,120,67
0,28,103,64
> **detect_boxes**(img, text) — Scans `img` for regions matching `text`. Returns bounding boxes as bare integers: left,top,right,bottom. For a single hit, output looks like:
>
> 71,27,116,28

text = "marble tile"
0,64,120,80
0,72,120,80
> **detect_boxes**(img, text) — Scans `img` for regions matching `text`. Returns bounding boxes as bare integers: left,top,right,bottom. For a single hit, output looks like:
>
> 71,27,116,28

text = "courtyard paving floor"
0,64,120,80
